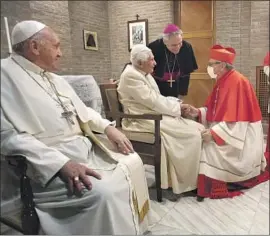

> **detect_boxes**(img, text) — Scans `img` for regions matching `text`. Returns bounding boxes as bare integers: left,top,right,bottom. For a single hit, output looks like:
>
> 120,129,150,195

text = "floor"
144,164,269,235
2,182,269,236
2,177,269,236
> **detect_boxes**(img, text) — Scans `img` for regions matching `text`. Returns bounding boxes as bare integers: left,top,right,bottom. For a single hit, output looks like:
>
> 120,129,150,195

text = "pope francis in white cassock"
117,44,204,195
1,20,150,235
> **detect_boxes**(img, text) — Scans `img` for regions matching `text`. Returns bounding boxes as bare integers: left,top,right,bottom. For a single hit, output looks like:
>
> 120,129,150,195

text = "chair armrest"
5,155,26,161
5,155,27,170
106,111,161,146
105,111,162,121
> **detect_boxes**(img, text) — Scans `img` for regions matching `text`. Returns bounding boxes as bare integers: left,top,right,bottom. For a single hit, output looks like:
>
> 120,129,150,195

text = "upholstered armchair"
63,75,105,117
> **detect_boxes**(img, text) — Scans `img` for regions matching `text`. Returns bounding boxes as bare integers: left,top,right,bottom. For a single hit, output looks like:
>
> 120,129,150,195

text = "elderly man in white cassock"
1,20,151,235
117,44,205,196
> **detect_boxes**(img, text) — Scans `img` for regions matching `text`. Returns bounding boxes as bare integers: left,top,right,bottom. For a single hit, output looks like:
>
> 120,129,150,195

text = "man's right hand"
59,160,102,195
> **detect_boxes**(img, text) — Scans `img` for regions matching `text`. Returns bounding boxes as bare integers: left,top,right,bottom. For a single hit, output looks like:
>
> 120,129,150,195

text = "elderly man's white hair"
130,44,152,67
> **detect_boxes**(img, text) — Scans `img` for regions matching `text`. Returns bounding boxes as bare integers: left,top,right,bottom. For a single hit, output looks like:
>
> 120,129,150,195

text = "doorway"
174,0,216,107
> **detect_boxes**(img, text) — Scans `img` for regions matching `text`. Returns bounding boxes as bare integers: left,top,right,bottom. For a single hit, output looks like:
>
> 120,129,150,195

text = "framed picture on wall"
127,19,148,52
83,30,98,51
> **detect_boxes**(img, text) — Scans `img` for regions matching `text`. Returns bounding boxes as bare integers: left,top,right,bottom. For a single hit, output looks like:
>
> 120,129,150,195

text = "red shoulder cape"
205,70,262,122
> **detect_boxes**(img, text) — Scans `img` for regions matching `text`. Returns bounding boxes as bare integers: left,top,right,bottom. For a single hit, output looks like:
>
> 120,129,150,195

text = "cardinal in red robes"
186,45,269,200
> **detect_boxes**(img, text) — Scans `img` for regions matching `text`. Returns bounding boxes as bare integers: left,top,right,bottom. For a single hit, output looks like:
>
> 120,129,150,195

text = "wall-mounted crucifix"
135,14,140,21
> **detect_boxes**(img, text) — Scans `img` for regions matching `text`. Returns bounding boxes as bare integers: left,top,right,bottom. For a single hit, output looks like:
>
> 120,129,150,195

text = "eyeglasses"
208,61,221,67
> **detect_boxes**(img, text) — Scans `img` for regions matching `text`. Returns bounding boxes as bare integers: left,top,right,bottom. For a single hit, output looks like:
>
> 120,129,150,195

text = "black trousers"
155,74,190,97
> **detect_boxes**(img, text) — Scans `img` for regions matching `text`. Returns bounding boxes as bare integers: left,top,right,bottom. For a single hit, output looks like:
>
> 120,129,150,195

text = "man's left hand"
201,129,213,143
105,125,134,155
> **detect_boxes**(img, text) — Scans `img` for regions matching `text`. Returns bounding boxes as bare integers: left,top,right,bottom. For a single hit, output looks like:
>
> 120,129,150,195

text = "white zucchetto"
11,20,46,45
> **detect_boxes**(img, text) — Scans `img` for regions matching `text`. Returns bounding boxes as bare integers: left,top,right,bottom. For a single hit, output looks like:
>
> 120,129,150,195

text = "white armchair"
63,75,105,117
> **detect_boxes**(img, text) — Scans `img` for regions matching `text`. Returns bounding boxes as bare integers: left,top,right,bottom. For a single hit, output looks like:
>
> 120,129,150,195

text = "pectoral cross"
168,75,175,88
61,111,75,125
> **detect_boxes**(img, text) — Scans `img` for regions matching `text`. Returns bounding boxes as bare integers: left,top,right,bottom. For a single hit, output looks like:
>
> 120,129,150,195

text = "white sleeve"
211,121,249,150
123,73,181,117
1,109,70,186
198,107,208,127
86,107,113,133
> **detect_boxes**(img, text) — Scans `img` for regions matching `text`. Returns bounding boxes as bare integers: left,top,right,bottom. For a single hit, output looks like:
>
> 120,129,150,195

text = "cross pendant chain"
165,51,177,88
11,57,76,125
61,110,75,125
61,111,73,118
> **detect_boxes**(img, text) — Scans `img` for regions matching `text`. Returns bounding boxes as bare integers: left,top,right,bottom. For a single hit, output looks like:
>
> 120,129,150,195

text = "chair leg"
154,161,162,202
19,161,40,234
156,187,162,202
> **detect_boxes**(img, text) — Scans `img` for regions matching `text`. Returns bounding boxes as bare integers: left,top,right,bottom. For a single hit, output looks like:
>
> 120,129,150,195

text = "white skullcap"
11,20,46,45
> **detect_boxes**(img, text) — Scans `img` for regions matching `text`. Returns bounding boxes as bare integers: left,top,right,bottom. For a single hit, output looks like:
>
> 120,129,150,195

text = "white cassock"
117,65,204,194
1,54,150,235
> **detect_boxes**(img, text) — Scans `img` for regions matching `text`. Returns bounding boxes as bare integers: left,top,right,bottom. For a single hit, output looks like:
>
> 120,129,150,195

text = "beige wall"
68,1,111,81
216,1,269,87
1,1,269,85
1,1,111,82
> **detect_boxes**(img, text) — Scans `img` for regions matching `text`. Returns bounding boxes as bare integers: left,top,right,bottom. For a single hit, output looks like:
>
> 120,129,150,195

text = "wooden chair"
0,155,40,235
99,83,163,202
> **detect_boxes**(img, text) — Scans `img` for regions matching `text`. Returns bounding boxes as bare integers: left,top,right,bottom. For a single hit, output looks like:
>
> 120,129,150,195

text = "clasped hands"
180,103,199,118
180,103,213,143
59,125,134,195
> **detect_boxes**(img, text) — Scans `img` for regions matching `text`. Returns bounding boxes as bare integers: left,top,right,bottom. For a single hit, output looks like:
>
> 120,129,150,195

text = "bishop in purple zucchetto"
147,23,198,99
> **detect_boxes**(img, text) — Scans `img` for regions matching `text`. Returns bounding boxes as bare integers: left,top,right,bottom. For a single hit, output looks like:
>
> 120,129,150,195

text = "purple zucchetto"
163,24,180,34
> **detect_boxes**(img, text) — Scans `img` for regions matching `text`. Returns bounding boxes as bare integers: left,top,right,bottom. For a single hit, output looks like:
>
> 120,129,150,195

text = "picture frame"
127,19,148,52
83,30,98,51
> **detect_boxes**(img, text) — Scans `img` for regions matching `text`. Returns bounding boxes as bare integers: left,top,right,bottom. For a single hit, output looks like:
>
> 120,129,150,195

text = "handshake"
180,104,199,119
180,104,214,143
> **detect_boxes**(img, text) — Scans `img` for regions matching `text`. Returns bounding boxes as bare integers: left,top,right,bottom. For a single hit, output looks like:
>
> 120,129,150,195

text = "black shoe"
197,196,204,202
182,189,197,197
191,189,197,195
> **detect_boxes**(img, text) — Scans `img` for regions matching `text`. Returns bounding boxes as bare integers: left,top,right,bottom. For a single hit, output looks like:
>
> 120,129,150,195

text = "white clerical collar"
132,65,148,77
11,53,47,76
